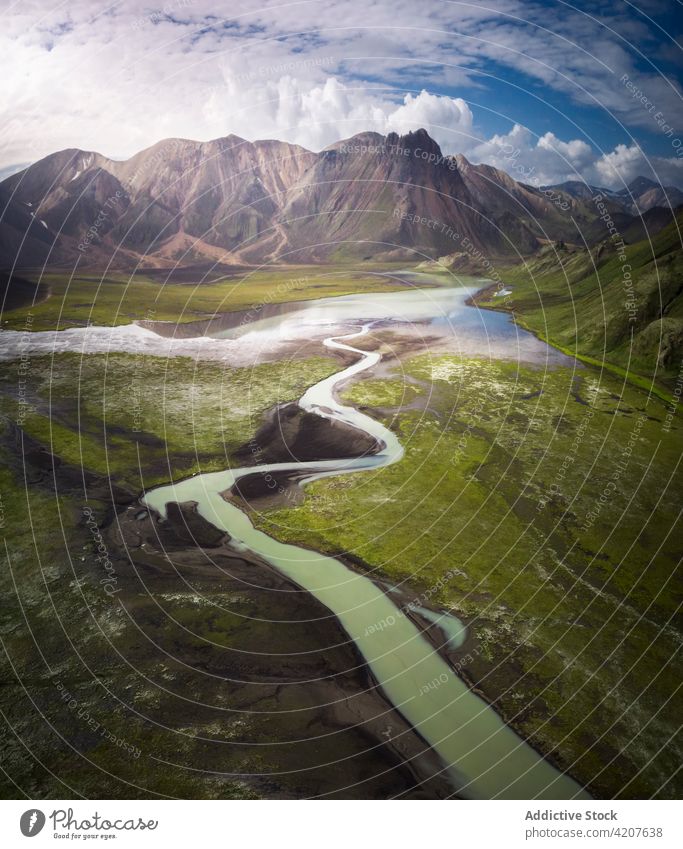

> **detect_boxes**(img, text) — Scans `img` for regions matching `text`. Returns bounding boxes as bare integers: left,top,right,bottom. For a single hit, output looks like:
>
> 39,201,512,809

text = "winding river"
142,281,588,800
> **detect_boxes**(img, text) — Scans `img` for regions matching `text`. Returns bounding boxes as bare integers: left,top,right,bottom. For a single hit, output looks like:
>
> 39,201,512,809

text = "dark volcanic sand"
229,402,381,507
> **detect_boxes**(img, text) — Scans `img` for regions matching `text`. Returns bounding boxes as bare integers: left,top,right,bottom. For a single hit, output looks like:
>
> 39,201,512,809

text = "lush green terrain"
1,265,413,331
253,351,683,798
1,245,681,799
474,213,683,390
0,352,337,489
2,349,433,798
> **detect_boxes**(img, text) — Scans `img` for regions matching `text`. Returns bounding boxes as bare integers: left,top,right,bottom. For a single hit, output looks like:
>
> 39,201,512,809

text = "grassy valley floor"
1,272,681,799
1,348,452,799
252,347,683,799
1,264,418,331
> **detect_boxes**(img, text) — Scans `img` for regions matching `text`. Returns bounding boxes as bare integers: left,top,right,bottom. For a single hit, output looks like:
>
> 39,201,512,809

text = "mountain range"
1,128,680,269
546,177,683,216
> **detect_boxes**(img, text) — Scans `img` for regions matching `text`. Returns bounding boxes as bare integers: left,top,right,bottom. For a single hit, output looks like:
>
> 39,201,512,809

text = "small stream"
142,285,588,799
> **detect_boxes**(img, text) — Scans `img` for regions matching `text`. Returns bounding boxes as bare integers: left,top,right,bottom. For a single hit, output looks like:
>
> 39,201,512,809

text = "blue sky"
453,1,683,157
1,0,682,187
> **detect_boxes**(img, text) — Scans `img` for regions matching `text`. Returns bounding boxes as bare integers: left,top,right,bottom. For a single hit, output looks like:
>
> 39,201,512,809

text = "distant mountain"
0,163,30,182
1,129,680,269
547,176,683,215
272,130,541,262
0,137,317,268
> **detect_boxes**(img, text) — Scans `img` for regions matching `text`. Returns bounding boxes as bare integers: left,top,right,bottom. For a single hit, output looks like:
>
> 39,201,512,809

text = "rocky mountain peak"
386,127,442,157
1,128,678,268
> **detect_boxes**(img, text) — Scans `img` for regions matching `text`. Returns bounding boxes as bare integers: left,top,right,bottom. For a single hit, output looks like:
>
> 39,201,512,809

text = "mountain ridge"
1,129,680,269
545,176,683,215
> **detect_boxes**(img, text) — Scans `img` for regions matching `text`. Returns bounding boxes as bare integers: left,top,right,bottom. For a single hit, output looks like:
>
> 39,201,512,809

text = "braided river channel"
142,278,589,799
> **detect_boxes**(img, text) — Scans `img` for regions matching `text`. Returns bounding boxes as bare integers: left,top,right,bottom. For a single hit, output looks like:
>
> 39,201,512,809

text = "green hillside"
477,213,683,390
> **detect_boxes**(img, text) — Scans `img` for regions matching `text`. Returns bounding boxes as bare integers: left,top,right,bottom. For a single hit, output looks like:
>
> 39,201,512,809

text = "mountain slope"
548,176,683,215
1,129,680,269
275,130,511,262
477,211,683,386
0,137,318,267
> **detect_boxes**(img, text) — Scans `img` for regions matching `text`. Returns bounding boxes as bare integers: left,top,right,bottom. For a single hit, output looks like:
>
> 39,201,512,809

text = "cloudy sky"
1,0,682,187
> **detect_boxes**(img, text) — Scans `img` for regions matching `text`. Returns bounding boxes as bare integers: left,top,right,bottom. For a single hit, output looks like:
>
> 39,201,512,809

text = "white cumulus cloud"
385,91,474,150
1,0,681,190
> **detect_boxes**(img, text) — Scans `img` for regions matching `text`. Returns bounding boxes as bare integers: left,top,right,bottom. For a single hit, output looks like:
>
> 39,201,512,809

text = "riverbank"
0,419,455,799
2,278,679,799
251,345,682,799
466,208,683,396
142,324,589,800
469,282,679,409
0,264,423,331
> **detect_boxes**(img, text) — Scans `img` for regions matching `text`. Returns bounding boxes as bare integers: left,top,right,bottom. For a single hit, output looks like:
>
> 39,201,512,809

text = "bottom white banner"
0,800,680,848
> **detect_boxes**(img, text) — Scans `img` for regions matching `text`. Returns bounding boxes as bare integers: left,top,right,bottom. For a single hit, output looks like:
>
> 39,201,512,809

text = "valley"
1,267,680,799
1,126,681,802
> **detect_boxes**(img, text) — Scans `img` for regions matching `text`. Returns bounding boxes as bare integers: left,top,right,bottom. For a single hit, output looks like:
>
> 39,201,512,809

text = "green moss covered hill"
478,211,683,390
